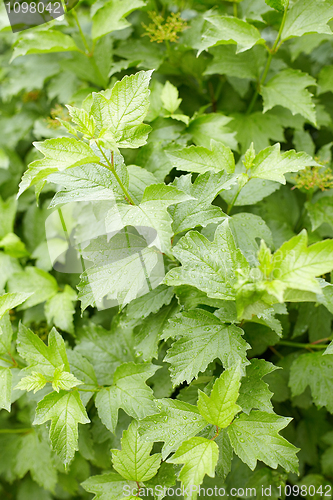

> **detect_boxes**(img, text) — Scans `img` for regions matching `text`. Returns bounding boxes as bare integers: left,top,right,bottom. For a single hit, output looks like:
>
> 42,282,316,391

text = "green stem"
211,426,220,440
233,1,238,17
247,0,289,114
97,144,136,205
72,10,91,54
227,186,242,215
58,208,71,245
278,340,328,350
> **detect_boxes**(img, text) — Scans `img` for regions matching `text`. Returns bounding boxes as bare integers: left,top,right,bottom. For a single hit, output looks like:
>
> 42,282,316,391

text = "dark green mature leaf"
82,472,135,500
228,411,299,472
306,196,333,230
12,30,79,60
199,15,264,54
92,0,145,40
238,359,279,414
205,46,266,80
170,172,234,235
139,398,208,460
281,0,333,41
161,309,249,385
264,0,288,12
289,352,333,412
0,366,12,411
164,220,249,300
261,69,317,124
95,362,159,433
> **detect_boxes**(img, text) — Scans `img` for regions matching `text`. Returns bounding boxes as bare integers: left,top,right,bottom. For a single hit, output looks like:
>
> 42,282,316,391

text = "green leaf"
281,0,333,41
167,140,235,174
162,309,249,386
264,0,288,12
82,472,135,500
164,220,249,301
199,15,263,54
105,184,192,253
167,437,219,500
48,152,128,207
78,230,163,310
134,301,179,361
289,352,333,412
318,66,333,95
14,430,57,491
51,365,82,392
75,320,135,385
66,105,96,137
197,365,241,428
124,284,174,323
15,371,47,393
139,398,208,460
230,112,285,153
0,314,13,355
204,45,266,80
8,267,58,309
228,411,299,472
67,350,99,405
95,362,159,433
248,143,318,184
18,138,99,197
0,195,16,239
270,230,333,296
161,81,182,114
170,171,234,235
238,359,279,414
228,213,273,260
17,324,70,376
112,420,161,482
92,0,145,40
215,429,233,479
45,285,77,335
12,30,79,60
0,254,21,290
0,366,12,411
0,292,32,319
91,70,153,148
305,196,333,231
33,390,90,465
188,114,237,150
261,69,317,124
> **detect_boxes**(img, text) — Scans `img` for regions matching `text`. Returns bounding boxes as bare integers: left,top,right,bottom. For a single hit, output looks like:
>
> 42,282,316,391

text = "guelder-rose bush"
1,0,333,498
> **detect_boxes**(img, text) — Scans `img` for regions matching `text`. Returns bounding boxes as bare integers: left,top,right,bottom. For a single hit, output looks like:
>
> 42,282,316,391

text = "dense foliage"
2,0,333,498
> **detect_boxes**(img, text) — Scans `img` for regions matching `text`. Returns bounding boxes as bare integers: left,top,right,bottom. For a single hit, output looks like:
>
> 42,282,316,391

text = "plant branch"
278,340,328,350
227,185,242,214
96,144,136,205
247,0,289,114
72,10,91,54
